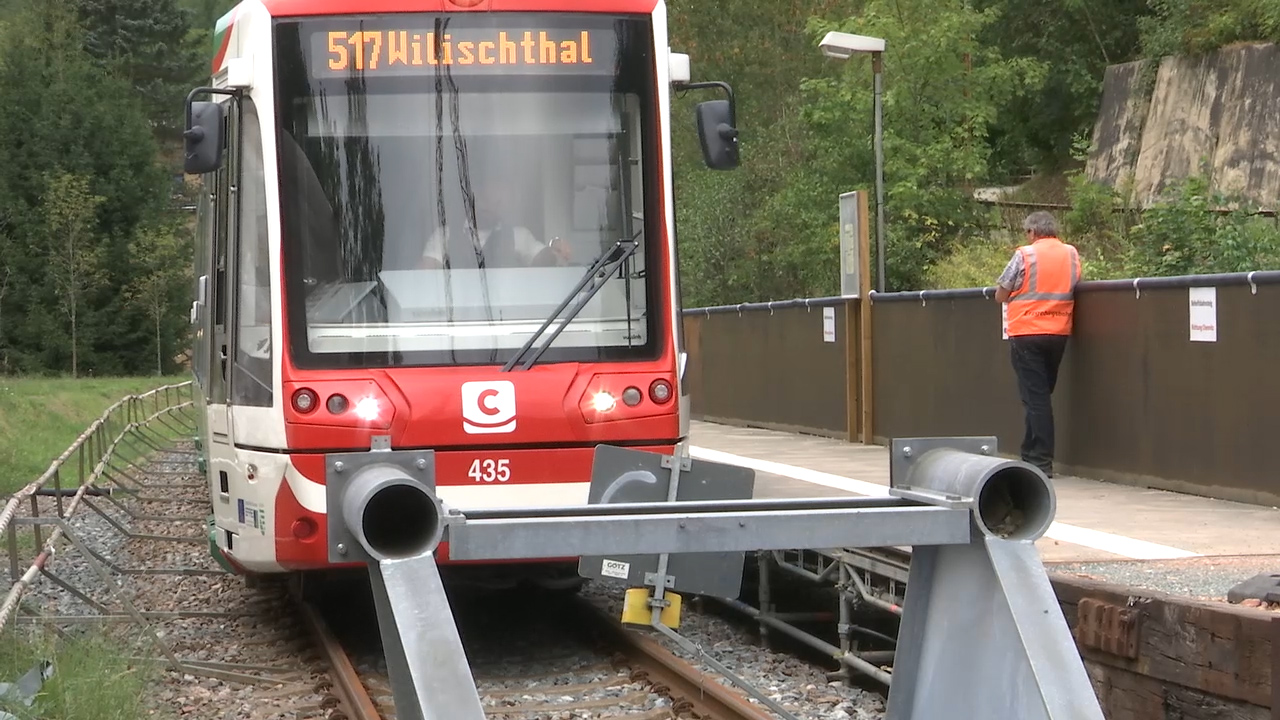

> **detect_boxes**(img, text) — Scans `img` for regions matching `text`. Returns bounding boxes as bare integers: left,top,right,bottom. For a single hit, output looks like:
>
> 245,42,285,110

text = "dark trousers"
1009,334,1069,475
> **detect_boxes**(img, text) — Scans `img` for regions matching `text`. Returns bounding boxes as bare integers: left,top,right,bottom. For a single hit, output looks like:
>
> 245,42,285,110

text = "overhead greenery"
670,0,1280,303
0,0,183,376
0,0,1276,376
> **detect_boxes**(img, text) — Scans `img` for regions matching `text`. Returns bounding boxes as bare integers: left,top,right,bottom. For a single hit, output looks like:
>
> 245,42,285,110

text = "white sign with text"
823,306,836,343
1189,287,1217,342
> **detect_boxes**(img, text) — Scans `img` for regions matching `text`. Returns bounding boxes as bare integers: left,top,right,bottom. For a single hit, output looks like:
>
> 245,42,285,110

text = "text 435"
468,458,510,483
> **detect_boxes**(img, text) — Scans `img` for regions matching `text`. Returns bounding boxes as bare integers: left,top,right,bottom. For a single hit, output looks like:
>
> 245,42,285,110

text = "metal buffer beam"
325,437,1105,720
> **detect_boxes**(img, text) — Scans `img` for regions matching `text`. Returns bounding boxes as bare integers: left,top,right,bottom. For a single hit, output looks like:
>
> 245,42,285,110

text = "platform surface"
689,421,1280,575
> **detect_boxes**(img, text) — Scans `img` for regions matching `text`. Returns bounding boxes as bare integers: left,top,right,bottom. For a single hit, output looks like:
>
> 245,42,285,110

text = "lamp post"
819,31,887,293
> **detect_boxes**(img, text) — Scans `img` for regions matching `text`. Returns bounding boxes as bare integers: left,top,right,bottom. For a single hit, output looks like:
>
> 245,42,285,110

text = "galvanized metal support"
646,441,688,627
757,549,775,649
326,451,487,720
884,437,1105,720
325,438,1106,720
885,539,1103,720
366,556,487,720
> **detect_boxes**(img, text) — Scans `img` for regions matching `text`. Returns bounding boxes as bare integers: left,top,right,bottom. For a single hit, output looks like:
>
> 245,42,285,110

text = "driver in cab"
418,172,572,270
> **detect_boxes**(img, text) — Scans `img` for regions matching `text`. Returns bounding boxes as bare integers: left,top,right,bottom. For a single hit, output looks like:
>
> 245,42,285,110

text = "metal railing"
0,380,361,690
0,382,197,636
681,267,1280,312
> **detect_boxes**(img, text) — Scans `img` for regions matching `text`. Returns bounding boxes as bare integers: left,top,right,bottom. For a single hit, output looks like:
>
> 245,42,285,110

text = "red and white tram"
184,0,738,585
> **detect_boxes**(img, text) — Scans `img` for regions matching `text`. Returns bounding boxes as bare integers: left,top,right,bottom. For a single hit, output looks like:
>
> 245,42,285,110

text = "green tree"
799,0,1048,290
75,0,205,143
0,0,169,375
180,0,236,36
125,223,192,375
0,218,13,372
666,0,853,307
974,0,1151,176
1139,0,1280,58
43,172,106,378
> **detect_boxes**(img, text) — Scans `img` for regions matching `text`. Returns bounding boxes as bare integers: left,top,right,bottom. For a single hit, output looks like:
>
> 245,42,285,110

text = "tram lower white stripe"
438,483,590,511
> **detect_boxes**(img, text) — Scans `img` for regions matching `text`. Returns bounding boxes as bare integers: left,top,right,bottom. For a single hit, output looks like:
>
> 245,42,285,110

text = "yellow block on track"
620,587,682,628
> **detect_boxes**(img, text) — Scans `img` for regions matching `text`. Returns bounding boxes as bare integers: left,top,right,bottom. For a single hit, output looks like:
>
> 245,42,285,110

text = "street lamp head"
819,31,886,59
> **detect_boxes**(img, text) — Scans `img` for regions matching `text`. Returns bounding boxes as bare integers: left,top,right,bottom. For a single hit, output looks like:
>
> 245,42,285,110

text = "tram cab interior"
277,88,652,366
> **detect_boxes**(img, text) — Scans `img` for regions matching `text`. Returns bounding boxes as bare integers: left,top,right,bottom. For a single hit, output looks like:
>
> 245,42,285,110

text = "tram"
183,0,739,585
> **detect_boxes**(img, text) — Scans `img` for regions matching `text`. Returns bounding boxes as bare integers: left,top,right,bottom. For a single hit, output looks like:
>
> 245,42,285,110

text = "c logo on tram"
461,381,517,434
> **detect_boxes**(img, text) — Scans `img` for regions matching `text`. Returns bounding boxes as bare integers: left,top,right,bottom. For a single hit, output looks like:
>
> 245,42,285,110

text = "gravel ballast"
2,442,338,720
579,579,887,719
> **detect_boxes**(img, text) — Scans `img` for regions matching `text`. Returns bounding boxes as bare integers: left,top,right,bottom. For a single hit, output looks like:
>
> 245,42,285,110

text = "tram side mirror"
696,99,739,171
184,100,225,175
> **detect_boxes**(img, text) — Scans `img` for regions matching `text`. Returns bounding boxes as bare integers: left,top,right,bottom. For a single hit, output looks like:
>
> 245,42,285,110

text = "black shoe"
1021,456,1053,478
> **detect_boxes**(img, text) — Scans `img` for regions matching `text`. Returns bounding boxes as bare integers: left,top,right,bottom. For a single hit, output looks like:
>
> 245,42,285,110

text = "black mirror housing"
184,100,225,175
695,99,739,171
678,80,740,171
184,96,227,175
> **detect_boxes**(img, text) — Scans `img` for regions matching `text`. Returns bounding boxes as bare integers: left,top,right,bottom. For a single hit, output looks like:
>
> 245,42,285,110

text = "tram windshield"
273,14,661,370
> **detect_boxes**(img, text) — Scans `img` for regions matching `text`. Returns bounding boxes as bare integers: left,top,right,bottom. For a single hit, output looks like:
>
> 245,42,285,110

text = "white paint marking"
689,446,1200,560
690,447,892,497
1041,524,1199,560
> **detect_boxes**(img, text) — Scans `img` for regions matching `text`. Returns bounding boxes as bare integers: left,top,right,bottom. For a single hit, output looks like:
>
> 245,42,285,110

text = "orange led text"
326,30,596,72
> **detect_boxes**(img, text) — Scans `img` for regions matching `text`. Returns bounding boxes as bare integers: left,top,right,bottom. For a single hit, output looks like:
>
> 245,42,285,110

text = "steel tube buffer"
324,437,1104,720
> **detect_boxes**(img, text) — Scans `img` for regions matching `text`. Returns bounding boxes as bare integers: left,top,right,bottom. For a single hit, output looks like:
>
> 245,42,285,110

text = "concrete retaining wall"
1087,43,1280,210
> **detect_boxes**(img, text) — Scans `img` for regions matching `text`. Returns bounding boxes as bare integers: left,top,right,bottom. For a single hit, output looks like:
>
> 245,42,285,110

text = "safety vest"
1005,238,1080,337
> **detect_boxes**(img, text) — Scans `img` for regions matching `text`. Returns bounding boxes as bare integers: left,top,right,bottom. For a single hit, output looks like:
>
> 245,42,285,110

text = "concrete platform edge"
875,435,1280,509
693,414,1280,510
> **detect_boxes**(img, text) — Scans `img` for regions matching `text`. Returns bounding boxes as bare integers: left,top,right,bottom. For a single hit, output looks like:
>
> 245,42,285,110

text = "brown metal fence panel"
1063,281,1280,505
681,301,849,438
866,273,1280,506
681,314,703,406
871,294,1024,450
684,271,1280,506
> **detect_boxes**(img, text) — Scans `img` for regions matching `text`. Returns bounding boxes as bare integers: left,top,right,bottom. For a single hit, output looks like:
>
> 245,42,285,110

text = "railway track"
1,385,901,720
303,580,792,720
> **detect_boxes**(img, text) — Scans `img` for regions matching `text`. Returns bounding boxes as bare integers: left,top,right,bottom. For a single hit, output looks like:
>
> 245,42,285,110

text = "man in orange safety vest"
994,211,1081,478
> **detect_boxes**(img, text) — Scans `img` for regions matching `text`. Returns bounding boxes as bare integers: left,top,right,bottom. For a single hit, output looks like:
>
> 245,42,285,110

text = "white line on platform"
688,446,1201,561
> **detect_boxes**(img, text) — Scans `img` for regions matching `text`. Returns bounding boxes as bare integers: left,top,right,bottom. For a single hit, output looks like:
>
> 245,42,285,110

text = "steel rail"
576,597,779,720
299,599,384,720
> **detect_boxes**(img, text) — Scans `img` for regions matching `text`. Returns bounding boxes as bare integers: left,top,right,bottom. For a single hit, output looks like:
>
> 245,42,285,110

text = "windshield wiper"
501,238,641,372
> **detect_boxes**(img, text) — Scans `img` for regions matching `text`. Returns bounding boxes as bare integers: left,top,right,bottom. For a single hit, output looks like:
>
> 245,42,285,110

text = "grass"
0,375,188,496
0,376,188,719
0,627,168,720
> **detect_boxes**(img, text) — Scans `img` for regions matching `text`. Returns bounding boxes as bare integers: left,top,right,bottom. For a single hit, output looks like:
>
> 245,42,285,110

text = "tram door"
201,94,239,511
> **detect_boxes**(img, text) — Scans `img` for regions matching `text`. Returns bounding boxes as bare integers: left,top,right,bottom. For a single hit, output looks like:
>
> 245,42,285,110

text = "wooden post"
858,190,874,445
845,297,859,443
844,191,874,445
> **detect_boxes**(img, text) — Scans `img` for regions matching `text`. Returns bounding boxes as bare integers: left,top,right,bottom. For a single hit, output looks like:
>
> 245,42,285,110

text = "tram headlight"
576,374,678,424
591,391,617,413
292,388,318,414
326,394,349,415
354,396,382,422
649,380,673,404
284,380,395,430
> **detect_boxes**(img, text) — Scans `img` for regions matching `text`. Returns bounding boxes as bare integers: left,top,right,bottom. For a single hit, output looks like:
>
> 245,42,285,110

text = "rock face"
1087,42,1280,212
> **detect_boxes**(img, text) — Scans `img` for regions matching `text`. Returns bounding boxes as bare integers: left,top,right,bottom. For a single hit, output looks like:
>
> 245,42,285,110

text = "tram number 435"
468,458,510,483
